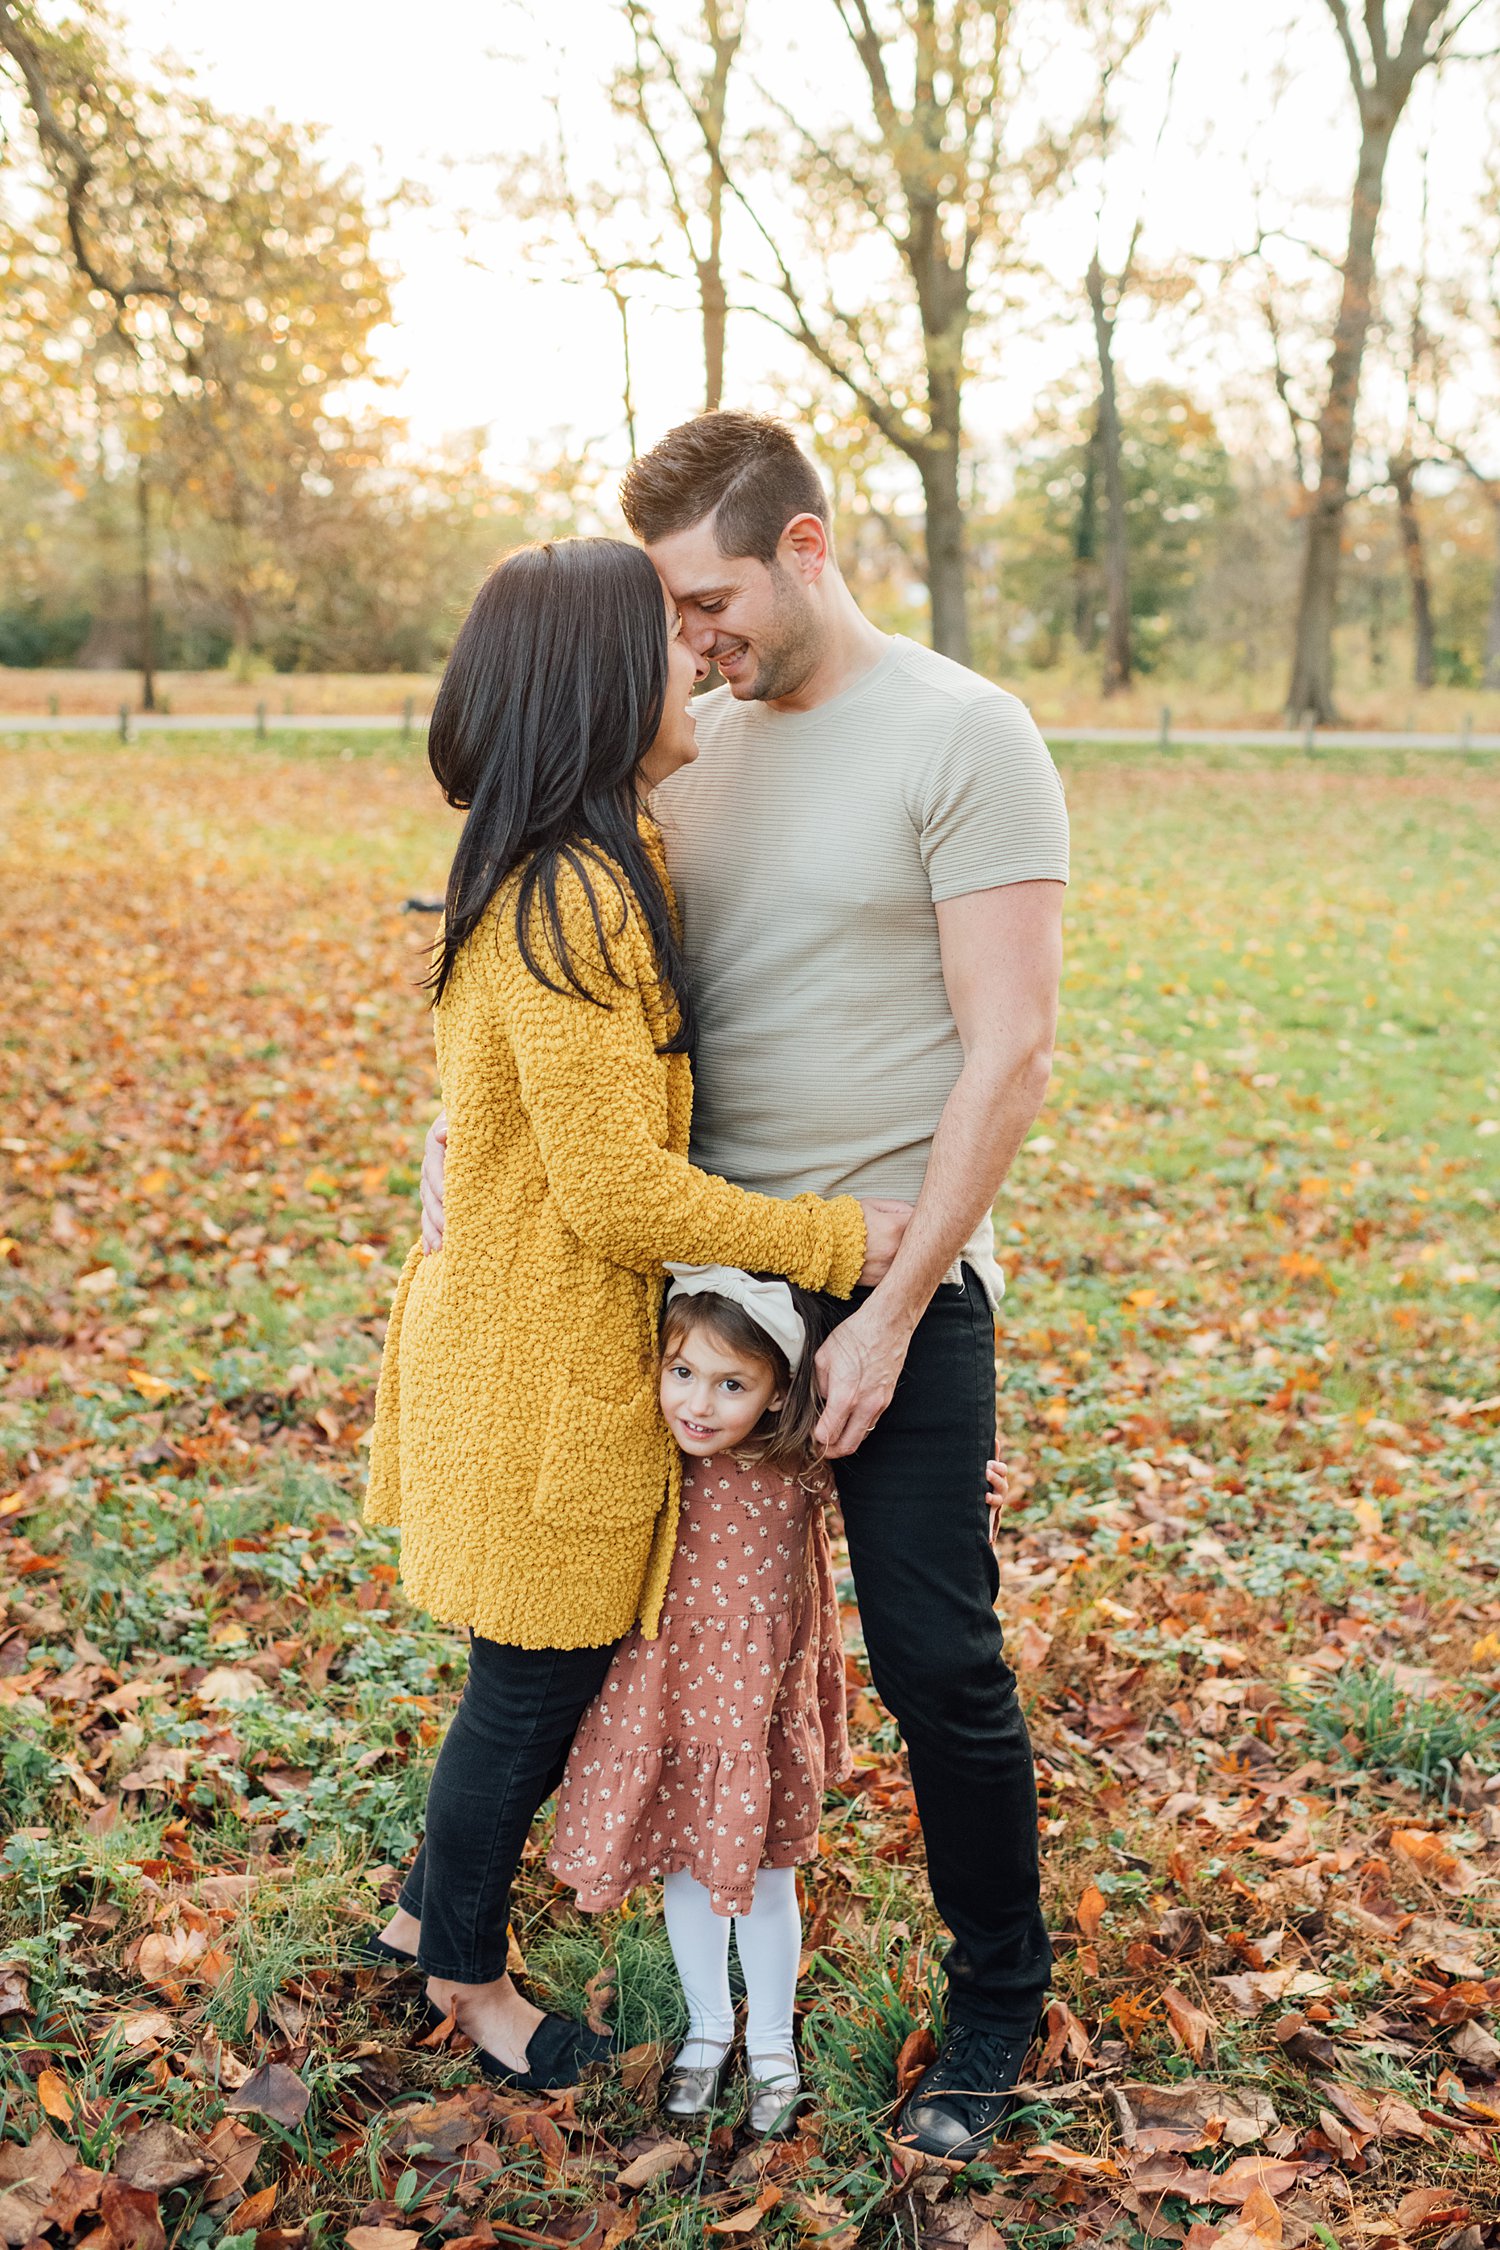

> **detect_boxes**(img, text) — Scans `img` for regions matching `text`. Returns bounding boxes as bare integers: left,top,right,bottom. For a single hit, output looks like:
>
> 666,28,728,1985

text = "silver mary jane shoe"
745,2055,803,2137
662,2043,731,2121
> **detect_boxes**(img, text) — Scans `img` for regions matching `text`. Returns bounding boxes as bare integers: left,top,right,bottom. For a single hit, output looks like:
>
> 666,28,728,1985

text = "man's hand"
813,1298,916,1460
420,1110,449,1253
854,1198,914,1286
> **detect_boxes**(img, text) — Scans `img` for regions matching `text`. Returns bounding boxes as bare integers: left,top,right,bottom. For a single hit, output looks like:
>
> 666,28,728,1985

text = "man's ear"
780,512,829,584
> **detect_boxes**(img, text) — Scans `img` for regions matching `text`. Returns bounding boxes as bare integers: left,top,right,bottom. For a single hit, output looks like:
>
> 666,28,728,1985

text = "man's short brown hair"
620,410,830,564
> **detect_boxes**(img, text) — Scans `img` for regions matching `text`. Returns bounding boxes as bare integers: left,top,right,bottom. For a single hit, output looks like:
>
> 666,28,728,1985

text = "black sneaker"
894,2023,1036,2159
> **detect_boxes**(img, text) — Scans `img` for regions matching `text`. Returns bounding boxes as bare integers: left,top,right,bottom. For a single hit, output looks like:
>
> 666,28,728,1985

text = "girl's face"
636,597,706,793
659,1322,785,1457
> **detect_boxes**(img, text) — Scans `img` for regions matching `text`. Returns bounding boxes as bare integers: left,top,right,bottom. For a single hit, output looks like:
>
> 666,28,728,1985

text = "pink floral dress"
548,1450,851,1916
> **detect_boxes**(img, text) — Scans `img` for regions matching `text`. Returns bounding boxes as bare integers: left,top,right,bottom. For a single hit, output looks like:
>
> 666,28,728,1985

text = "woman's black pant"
400,1634,616,1982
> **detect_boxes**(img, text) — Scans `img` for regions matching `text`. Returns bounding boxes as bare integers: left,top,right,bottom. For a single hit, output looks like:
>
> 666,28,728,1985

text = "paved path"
1,713,1497,750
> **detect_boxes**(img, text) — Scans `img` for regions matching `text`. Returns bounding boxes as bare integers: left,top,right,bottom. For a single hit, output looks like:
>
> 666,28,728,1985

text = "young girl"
548,1262,844,2136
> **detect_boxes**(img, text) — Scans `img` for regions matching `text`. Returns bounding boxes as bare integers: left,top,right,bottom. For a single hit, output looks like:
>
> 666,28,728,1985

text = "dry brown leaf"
99,2177,166,2250
39,2162,107,2233
895,2025,937,2100
1212,2184,1283,2250
616,2138,692,2191
1112,2081,1279,2153
0,1963,30,2019
1162,1984,1217,2064
113,2121,209,2192
110,2008,178,2052
345,2231,421,2250
0,2127,70,2247
1024,2142,1119,2177
1038,1996,1096,2076
225,2059,311,2126
199,2116,264,2203
1395,2186,1471,2237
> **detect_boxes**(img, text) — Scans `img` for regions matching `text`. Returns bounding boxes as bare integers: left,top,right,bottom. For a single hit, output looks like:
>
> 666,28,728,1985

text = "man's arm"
812,879,1063,1459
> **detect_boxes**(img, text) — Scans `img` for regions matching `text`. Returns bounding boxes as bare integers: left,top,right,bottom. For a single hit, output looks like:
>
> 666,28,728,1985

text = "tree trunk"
919,435,971,667
136,456,156,712
1087,255,1132,696
1072,418,1100,650
698,258,726,413
1285,113,1395,723
1485,494,1500,691
1389,453,1435,688
696,0,738,413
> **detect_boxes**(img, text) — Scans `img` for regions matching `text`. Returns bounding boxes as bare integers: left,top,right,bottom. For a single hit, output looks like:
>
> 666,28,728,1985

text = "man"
423,411,1066,2156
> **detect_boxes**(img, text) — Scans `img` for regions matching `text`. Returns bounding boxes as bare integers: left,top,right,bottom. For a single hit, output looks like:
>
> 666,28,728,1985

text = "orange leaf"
36,2069,74,2123
229,2185,277,2229
1076,1882,1107,1941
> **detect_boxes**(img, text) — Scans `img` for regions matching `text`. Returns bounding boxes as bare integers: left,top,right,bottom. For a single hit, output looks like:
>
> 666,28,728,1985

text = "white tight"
662,1865,801,2067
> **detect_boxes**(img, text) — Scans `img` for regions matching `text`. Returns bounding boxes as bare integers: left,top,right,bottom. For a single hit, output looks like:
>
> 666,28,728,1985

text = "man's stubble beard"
743,562,825,703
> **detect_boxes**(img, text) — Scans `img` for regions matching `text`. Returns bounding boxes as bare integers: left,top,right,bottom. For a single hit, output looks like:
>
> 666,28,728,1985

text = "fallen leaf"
199,2116,264,2202
1076,1881,1108,1940
1395,2186,1471,2237
99,2177,166,2250
39,2163,107,2233
0,2128,70,2246
114,2121,209,2192
1038,1996,1096,2076
1024,2142,1120,2177
1162,1984,1217,2064
895,2024,937,2100
1390,1827,1475,1895
1112,2082,1279,2153
108,2008,177,2052
345,2232,420,2250
1212,2183,1283,2250
617,2043,664,2104
230,2185,278,2229
225,2060,311,2126
616,2137,692,2191
35,2068,74,2123
196,1666,264,1707
0,1962,30,2019
76,1265,119,1296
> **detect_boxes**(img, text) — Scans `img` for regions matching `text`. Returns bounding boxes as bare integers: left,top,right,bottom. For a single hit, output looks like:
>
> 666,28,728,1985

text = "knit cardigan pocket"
532,1373,672,1530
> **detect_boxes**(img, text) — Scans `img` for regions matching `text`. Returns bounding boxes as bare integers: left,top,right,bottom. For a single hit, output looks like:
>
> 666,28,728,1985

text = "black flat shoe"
474,2010,613,2093
894,2022,1037,2160
360,1934,420,1970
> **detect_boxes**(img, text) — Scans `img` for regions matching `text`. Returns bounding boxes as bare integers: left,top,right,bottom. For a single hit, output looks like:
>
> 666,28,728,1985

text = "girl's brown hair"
660,1280,832,1473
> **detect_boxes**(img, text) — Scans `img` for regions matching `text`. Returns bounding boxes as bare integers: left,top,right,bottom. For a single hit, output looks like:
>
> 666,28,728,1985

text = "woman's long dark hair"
425,537,691,1053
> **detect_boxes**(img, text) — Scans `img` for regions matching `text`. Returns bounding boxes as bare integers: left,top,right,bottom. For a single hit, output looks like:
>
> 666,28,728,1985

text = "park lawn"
0,731,1497,2250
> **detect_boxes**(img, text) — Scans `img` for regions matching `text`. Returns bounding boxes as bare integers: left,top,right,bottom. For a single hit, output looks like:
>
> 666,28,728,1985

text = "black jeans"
828,1266,1052,2036
400,1634,616,1982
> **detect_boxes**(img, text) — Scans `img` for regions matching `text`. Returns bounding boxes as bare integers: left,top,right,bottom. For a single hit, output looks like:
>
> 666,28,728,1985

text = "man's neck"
764,588,890,715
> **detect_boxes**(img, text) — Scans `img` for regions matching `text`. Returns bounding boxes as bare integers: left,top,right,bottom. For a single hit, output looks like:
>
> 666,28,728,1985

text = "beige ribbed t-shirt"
654,636,1069,1305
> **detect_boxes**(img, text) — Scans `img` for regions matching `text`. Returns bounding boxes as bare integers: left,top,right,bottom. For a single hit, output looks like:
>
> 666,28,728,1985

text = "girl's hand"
985,1455,1009,1542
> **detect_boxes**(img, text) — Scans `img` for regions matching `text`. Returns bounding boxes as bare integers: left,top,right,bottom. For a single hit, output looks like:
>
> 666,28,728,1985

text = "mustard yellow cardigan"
364,825,867,1650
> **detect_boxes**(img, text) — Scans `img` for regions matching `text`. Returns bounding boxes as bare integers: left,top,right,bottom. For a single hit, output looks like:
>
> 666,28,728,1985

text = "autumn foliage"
0,734,1497,2248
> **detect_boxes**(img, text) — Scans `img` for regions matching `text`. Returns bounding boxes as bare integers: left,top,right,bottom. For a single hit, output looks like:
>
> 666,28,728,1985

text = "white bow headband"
664,1264,807,1373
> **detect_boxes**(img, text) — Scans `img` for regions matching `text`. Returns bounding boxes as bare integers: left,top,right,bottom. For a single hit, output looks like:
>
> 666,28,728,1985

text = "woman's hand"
986,1455,1009,1543
421,1111,449,1253
854,1198,914,1286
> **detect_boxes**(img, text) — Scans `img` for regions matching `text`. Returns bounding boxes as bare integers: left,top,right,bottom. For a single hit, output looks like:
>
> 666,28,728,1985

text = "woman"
363,538,909,2090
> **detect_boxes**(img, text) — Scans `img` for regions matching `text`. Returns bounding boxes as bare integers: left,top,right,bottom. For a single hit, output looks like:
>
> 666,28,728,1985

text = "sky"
116,0,1493,494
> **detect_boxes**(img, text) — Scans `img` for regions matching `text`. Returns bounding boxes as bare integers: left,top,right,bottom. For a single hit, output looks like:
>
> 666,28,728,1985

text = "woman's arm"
491,870,868,1295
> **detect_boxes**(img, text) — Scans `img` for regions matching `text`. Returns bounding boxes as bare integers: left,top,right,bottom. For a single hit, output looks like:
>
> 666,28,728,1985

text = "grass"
0,730,1498,2248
